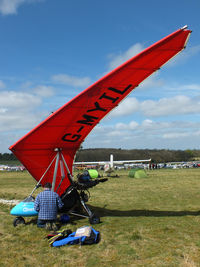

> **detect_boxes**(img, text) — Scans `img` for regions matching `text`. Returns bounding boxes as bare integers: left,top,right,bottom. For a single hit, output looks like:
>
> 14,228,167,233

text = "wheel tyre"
13,216,25,227
89,215,100,224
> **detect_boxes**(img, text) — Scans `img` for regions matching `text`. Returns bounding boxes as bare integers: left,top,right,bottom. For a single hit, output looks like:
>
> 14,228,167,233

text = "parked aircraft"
74,154,151,171
0,165,25,171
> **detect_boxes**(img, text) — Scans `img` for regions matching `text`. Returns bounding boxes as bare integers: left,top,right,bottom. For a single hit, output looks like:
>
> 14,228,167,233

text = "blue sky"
0,0,200,152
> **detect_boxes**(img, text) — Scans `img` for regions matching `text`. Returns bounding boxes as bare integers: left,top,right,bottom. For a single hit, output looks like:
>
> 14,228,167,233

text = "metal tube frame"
29,153,58,196
29,148,94,220
51,151,60,191
29,148,74,195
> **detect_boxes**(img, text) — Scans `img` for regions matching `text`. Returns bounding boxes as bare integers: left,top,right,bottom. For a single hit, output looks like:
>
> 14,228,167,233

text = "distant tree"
0,153,17,161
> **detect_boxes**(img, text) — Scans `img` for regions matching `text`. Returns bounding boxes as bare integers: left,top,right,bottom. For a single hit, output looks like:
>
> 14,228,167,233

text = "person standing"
34,182,64,230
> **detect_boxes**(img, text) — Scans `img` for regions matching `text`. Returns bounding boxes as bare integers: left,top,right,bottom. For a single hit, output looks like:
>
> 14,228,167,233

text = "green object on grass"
134,170,147,178
129,169,147,178
128,169,139,178
88,169,99,179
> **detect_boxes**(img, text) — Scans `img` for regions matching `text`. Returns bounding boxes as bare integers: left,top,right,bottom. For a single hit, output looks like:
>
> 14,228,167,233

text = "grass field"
1,168,200,266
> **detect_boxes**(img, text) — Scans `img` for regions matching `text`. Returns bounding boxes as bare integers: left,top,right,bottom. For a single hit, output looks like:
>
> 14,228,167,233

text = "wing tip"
181,25,192,33
181,25,188,30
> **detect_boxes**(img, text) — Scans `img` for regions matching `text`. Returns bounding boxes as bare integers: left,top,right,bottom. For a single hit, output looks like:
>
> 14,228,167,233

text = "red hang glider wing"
9,27,191,195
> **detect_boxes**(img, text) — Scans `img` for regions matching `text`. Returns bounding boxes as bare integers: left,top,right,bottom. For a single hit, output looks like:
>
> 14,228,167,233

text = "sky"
0,0,200,152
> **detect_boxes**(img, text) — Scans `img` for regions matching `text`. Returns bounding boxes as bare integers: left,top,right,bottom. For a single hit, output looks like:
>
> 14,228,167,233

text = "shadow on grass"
20,206,200,227
88,205,200,217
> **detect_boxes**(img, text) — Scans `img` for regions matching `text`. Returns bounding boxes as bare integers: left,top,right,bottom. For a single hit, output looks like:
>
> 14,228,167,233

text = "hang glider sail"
9,26,191,195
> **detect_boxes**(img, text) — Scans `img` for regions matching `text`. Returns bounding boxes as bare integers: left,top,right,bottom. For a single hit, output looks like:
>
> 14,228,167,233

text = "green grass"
1,169,200,266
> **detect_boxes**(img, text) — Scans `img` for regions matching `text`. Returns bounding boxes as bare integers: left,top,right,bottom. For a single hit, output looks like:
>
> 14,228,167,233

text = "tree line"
75,148,200,163
1,149,200,164
0,153,17,161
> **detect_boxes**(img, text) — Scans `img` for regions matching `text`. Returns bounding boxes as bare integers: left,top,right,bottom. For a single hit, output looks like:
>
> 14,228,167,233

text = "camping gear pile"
47,226,100,247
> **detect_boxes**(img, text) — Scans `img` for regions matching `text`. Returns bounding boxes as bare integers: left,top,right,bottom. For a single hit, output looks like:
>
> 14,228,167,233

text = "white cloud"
108,130,123,137
115,121,138,130
182,84,200,91
0,111,39,132
188,45,200,56
52,74,91,88
163,132,189,139
20,81,33,89
141,119,154,129
0,108,7,113
181,44,200,62
139,73,164,89
84,118,200,150
169,83,200,95
33,85,54,97
167,44,200,67
0,90,42,132
129,121,139,129
0,0,43,15
109,93,200,119
0,80,6,89
109,97,139,118
0,0,24,15
113,120,196,135
141,95,200,117
0,90,41,109
107,43,144,71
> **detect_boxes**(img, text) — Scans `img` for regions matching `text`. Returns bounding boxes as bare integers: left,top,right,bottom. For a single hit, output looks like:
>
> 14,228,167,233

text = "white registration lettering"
23,207,34,212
